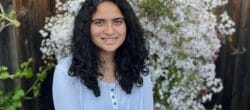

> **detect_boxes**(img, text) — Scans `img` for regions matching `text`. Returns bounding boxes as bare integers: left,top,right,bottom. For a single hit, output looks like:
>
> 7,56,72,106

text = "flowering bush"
135,0,234,109
40,0,235,109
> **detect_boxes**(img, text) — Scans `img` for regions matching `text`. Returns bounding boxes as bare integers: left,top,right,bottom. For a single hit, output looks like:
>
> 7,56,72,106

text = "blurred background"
0,0,249,110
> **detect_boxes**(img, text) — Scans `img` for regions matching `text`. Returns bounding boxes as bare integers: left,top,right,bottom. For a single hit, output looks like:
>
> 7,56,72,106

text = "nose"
104,23,114,35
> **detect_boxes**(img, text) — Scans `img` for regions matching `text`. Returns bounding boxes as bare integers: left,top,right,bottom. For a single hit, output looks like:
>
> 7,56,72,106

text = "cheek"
116,25,127,37
90,26,103,37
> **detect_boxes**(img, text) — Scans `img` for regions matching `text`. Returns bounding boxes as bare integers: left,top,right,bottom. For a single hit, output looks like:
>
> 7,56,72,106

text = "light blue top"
52,56,154,110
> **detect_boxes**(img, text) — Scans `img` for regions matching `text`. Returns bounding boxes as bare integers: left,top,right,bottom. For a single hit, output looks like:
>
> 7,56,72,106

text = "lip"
101,37,118,39
101,37,118,45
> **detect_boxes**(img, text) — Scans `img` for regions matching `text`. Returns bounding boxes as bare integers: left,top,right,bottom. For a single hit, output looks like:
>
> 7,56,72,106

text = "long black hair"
69,0,149,97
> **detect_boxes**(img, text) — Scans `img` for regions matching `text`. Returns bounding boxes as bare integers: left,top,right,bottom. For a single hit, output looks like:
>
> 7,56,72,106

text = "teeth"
102,38,117,44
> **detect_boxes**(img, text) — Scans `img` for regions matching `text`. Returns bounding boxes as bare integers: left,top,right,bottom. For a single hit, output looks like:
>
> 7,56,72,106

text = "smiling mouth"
101,37,118,44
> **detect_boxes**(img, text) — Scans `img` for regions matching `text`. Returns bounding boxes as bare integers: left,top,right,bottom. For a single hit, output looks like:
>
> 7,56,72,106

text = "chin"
102,49,117,53
100,47,118,53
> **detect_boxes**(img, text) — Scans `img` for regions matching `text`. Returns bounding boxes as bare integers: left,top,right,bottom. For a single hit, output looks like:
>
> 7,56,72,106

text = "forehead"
92,1,124,19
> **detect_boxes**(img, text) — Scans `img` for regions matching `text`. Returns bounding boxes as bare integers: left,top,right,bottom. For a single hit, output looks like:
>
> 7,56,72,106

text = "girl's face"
90,1,126,54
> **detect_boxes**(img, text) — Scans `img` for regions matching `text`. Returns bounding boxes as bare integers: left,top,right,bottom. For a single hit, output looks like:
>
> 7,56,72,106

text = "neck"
99,51,115,64
98,51,116,83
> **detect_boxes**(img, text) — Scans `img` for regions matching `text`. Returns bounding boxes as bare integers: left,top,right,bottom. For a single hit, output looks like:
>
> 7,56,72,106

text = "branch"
0,3,20,32
0,3,5,14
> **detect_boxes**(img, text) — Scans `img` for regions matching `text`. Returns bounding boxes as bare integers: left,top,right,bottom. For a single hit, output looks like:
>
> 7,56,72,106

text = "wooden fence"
0,0,55,110
213,0,250,110
0,0,249,110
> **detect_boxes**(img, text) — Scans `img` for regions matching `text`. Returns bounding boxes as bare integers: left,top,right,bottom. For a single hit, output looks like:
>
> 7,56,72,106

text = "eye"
93,20,104,26
113,19,124,26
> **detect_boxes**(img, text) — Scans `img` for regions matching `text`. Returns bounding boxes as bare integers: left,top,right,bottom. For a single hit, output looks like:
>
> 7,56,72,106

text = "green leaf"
162,23,182,34
0,16,4,21
0,66,8,71
33,84,41,97
163,24,176,33
178,52,189,60
23,68,33,78
139,0,172,21
0,72,10,79
37,72,47,81
20,62,29,69
14,69,22,78
12,88,25,101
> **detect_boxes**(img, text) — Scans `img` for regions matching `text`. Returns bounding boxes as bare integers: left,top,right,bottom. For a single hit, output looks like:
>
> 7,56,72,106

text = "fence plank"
12,0,52,110
0,0,20,92
214,0,250,110
239,0,250,110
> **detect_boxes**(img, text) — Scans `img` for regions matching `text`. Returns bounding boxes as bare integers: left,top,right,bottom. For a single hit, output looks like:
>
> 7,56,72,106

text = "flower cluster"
39,0,235,109
39,0,85,65
134,0,234,109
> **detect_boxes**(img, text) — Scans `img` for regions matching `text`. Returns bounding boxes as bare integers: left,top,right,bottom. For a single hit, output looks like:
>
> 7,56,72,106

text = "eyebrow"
112,17,125,21
92,17,124,21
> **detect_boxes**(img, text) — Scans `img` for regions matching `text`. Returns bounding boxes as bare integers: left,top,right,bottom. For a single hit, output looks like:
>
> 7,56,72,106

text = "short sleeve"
52,57,81,110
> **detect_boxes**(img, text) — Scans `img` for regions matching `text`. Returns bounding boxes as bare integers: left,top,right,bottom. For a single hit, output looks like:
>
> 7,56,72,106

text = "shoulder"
53,55,78,85
56,55,72,73
53,55,79,91
52,55,81,110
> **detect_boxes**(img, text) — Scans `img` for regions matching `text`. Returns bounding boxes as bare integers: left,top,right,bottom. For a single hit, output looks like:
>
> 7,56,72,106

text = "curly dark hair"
69,0,149,97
